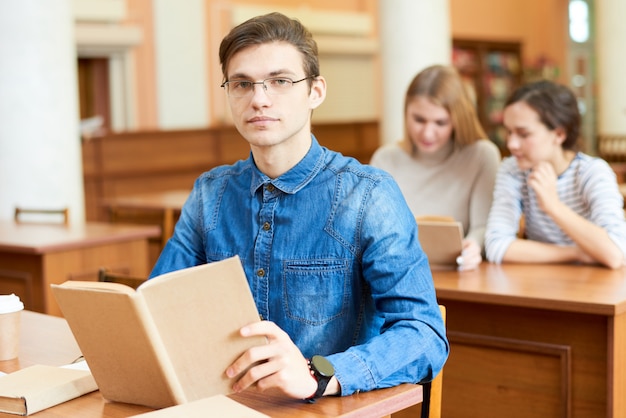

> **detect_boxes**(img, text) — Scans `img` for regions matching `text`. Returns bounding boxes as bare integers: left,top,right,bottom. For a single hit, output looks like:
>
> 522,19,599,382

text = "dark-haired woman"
485,80,626,269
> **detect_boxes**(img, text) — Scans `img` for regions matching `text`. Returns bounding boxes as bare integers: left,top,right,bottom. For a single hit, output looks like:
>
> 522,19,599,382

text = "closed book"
0,365,97,416
415,219,464,270
129,394,269,417
51,256,266,409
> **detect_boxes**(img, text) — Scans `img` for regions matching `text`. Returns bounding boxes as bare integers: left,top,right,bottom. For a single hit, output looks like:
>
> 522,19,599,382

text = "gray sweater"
370,139,501,248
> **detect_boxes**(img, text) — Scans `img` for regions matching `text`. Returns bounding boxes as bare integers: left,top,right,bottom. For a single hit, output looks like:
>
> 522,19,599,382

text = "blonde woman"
371,65,501,270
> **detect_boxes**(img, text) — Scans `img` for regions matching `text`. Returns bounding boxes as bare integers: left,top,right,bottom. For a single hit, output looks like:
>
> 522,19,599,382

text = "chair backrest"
98,268,146,290
415,215,455,223
420,305,446,418
14,207,69,225
518,214,526,238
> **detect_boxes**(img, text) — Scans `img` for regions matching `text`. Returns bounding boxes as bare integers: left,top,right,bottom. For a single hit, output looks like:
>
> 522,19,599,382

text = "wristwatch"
306,355,335,402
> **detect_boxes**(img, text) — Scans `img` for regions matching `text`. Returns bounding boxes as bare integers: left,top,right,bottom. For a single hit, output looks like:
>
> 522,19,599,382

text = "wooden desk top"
0,221,160,254
232,384,421,418
105,190,190,211
0,311,422,418
433,263,626,316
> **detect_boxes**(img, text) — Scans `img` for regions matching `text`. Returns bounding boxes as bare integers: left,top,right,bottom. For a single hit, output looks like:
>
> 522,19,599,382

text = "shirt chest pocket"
282,259,351,325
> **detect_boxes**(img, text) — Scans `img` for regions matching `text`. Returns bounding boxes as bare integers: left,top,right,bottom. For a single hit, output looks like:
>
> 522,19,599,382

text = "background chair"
98,268,146,289
14,207,69,225
415,215,455,223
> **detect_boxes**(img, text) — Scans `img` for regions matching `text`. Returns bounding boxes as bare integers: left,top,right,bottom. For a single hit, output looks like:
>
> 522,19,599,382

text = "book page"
52,280,136,294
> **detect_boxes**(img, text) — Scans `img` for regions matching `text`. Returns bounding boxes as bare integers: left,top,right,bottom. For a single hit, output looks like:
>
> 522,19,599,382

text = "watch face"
311,355,335,377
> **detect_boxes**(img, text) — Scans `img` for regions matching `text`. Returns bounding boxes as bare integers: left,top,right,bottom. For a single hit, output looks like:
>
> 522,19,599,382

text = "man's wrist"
324,376,340,396
305,375,339,400
305,355,335,402
305,373,318,399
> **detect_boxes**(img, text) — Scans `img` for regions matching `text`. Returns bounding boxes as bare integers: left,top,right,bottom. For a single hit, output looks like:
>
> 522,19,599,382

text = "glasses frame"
220,76,317,98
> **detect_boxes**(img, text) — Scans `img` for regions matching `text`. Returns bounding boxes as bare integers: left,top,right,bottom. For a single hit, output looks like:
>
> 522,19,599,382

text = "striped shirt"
485,153,626,263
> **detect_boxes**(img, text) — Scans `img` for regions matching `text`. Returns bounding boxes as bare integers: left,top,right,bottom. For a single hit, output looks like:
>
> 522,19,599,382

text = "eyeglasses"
220,76,316,98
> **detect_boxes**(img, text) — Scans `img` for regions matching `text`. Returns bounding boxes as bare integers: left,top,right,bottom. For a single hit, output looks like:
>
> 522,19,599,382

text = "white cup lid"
0,294,24,314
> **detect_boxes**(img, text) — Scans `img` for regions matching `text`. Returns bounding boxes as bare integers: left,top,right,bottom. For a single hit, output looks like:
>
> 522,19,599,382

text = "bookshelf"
452,39,523,155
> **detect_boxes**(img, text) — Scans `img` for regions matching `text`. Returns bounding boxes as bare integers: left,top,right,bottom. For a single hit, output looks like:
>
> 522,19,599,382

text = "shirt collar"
250,135,325,195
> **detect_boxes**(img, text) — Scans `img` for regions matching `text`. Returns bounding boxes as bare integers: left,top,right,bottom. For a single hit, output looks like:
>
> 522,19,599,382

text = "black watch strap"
306,355,334,403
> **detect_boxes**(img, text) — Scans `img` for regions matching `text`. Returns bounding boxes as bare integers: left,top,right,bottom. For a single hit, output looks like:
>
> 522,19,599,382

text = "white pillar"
153,0,209,129
596,0,626,136
378,0,451,145
0,0,84,223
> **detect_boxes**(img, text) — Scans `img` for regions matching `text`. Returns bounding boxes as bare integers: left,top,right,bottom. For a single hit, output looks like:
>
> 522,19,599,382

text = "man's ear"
309,76,327,110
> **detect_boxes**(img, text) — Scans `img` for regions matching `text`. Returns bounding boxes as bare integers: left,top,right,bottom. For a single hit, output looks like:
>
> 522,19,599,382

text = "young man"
150,12,448,401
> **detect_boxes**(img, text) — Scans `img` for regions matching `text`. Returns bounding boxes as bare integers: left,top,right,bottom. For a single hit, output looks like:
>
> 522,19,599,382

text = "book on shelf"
129,394,269,418
0,364,97,416
51,256,266,409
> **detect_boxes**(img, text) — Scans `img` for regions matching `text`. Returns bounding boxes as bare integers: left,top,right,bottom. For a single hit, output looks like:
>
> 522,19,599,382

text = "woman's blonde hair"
400,65,487,154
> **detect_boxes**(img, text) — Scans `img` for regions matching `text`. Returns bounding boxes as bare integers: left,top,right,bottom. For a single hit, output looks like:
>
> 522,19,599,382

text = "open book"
51,256,266,409
416,219,464,270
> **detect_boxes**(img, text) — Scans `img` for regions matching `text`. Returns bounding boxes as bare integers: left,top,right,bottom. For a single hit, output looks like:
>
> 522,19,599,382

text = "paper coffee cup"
0,294,24,361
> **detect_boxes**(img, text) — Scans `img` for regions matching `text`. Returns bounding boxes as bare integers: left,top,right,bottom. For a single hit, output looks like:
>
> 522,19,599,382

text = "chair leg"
162,208,174,247
420,381,431,418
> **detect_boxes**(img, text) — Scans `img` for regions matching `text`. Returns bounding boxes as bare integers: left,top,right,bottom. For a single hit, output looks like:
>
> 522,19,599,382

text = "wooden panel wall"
439,299,607,418
82,121,380,221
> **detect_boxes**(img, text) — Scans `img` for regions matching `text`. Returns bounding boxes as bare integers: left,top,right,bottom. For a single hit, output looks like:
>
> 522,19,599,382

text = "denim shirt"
150,136,449,395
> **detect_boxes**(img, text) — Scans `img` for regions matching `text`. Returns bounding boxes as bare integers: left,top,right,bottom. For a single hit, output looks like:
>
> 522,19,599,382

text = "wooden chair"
98,268,146,290
14,207,69,225
415,215,455,223
420,305,446,418
517,214,526,238
392,305,446,418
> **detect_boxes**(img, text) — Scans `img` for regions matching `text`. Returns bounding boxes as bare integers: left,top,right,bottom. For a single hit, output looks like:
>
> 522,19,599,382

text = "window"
569,0,590,43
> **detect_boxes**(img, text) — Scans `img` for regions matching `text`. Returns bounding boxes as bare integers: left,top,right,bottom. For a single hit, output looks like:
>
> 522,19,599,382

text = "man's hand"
226,321,318,399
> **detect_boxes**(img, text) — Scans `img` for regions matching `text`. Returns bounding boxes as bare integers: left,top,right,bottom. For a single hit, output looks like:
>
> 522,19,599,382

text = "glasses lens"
264,78,294,95
225,81,252,98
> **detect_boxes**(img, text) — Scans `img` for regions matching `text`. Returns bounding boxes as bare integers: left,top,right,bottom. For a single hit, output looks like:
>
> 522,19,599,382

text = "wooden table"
433,263,626,418
104,190,190,266
0,221,160,316
105,190,189,247
0,311,422,418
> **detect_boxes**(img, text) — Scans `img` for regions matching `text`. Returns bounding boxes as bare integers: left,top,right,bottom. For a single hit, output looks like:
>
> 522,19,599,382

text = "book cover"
0,365,97,416
415,220,464,270
50,256,266,409
129,394,269,418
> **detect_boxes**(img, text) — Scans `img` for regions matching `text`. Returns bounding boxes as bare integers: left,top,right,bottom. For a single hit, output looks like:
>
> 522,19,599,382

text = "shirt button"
267,184,275,192
257,268,265,277
262,221,271,231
